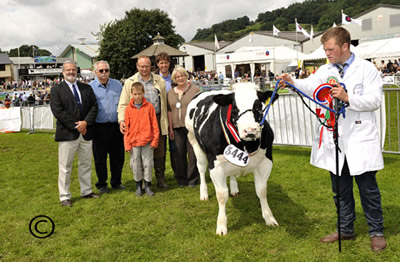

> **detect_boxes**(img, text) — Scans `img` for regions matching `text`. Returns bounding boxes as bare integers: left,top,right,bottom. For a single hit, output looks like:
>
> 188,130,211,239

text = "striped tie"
337,63,347,78
72,83,83,114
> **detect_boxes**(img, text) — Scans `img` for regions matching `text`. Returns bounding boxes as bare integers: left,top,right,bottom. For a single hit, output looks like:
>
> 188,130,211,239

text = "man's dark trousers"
92,122,125,188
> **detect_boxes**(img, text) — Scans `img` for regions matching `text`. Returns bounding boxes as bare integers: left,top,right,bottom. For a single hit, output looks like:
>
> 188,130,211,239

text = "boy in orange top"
124,82,159,196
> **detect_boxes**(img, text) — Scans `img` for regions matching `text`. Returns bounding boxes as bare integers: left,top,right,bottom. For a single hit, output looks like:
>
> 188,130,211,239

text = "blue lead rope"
260,79,347,126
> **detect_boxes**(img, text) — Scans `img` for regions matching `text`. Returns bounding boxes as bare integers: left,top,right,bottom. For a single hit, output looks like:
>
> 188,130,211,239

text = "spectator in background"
386,60,394,73
27,93,35,106
89,60,126,194
392,60,398,73
268,70,275,81
4,95,12,108
295,67,301,79
378,60,385,71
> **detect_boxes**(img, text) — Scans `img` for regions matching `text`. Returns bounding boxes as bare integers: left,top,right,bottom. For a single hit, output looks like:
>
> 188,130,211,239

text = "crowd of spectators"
373,59,400,75
0,76,93,107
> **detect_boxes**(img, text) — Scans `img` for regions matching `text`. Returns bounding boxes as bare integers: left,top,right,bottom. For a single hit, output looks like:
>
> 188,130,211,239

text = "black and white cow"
185,82,279,236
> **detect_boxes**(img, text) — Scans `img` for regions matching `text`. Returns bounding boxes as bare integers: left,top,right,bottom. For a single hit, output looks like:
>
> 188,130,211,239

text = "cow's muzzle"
242,128,259,140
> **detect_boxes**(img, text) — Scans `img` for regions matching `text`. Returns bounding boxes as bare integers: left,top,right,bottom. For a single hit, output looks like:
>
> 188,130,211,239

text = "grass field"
0,131,399,261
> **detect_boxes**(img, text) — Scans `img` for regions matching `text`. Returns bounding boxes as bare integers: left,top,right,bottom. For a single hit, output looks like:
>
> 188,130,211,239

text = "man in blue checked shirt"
89,61,126,194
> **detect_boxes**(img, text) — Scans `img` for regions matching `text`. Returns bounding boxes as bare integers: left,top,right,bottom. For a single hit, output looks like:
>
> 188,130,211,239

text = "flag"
310,25,314,40
273,25,280,36
296,21,310,38
332,22,337,27
342,12,362,26
214,34,220,50
249,32,254,44
295,21,302,32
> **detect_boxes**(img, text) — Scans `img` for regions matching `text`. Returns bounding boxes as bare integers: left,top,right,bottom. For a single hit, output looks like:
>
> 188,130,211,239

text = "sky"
0,0,303,56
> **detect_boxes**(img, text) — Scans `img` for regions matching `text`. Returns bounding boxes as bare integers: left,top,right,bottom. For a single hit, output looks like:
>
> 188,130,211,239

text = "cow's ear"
213,93,234,106
257,91,279,104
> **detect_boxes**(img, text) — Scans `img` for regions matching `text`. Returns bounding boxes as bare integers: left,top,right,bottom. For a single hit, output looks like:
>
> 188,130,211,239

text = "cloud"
0,0,302,55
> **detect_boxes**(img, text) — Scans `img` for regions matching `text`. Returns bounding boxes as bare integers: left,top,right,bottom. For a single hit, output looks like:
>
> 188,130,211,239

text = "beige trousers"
130,143,154,182
58,134,93,201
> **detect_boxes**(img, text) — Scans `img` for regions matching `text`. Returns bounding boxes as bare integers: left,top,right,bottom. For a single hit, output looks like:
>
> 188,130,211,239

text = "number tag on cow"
223,144,249,167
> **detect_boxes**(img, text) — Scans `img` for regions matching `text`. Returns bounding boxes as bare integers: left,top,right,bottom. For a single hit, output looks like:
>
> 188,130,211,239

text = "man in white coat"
277,27,386,252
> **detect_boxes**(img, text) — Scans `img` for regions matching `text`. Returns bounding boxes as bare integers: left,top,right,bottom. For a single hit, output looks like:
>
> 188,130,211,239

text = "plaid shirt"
139,74,160,114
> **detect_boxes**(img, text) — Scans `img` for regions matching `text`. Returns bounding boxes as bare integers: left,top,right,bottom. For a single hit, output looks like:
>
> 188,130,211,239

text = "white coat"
293,56,384,176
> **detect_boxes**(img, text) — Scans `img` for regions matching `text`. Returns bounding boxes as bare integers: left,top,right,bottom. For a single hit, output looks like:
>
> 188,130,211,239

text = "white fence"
265,93,386,149
2,88,399,154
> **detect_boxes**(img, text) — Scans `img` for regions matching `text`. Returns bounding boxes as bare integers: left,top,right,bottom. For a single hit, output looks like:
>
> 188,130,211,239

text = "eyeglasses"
98,69,109,73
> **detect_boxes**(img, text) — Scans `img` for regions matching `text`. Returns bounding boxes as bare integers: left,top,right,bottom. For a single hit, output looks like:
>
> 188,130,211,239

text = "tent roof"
132,43,188,58
303,44,355,61
59,44,99,58
353,37,400,59
186,41,232,51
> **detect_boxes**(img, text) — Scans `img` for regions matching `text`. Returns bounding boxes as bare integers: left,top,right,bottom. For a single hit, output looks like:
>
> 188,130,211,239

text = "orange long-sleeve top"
124,97,159,151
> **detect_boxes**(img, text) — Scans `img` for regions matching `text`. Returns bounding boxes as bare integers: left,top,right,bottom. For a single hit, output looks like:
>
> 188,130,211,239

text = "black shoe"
61,199,72,207
135,181,143,196
112,184,126,190
99,187,110,194
82,193,100,199
144,181,155,197
156,181,169,189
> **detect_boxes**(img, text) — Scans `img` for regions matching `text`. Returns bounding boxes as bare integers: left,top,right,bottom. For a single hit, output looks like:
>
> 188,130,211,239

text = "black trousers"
173,127,199,186
92,122,125,189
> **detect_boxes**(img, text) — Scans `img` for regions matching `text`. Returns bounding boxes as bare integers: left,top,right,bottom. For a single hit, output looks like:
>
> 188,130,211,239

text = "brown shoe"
82,192,99,199
320,232,355,243
61,199,72,207
371,236,386,252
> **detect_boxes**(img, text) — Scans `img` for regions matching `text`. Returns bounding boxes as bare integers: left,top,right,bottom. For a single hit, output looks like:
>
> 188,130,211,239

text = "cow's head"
213,82,278,141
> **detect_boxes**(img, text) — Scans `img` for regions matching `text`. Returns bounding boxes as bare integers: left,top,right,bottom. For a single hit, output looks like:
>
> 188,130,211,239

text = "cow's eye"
253,101,263,122
231,106,239,124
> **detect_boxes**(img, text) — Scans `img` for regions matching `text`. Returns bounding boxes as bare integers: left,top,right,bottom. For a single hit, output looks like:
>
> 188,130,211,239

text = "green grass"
0,131,399,261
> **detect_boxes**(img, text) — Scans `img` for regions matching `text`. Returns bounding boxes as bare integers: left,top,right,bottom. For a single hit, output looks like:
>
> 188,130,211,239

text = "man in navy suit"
50,60,99,207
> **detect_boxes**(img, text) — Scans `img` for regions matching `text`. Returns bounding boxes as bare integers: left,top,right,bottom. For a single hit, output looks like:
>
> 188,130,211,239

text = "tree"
8,45,51,57
95,8,184,80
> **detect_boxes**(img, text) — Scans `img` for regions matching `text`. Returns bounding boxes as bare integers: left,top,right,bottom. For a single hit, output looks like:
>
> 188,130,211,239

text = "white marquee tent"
303,44,356,61
216,45,306,79
353,37,400,59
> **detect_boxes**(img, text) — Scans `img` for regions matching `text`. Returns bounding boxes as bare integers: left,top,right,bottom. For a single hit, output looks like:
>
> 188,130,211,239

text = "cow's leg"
229,175,239,197
187,132,208,200
210,169,229,236
254,158,278,226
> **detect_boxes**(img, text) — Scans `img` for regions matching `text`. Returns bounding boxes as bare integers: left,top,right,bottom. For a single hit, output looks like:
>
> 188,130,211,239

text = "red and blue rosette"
313,83,335,148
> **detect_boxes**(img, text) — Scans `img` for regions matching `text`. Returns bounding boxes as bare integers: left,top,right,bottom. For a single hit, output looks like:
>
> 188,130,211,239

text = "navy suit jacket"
50,81,98,142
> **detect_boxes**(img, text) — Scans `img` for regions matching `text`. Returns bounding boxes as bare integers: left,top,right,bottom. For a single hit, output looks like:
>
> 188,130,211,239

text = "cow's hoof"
216,225,228,236
231,192,239,197
265,216,279,226
200,193,209,201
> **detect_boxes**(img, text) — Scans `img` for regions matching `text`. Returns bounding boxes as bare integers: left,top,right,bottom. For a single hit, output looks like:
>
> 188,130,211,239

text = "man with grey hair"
50,60,99,207
89,60,125,194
